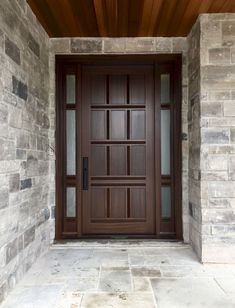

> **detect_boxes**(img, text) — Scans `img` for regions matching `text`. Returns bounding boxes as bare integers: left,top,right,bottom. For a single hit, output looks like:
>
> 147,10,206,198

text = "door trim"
55,54,182,240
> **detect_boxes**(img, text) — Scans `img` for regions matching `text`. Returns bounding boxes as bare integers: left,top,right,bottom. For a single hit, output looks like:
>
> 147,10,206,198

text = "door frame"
55,54,182,240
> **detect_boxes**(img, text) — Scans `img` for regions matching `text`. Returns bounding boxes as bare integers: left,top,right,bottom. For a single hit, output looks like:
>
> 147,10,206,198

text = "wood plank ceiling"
27,0,235,37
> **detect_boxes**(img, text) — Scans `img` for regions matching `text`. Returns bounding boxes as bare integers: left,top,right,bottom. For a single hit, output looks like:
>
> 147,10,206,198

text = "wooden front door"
56,55,182,240
82,65,155,235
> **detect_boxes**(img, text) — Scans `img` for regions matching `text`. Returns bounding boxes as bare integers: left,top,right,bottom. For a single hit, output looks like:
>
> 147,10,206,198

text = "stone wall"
187,20,202,259
0,0,54,303
200,14,235,263
50,37,189,242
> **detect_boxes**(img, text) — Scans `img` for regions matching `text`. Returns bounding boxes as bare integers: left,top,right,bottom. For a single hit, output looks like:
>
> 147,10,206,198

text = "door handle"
83,157,88,190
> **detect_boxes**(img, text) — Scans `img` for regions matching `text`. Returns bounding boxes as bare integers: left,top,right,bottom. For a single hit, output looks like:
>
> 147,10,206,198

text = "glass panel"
161,110,170,175
66,187,76,217
161,186,171,218
160,74,170,104
66,110,76,175
66,75,76,104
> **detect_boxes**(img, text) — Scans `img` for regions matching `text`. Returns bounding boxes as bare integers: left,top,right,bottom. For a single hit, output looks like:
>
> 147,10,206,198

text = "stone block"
50,38,70,53
0,186,9,209
201,65,235,89
28,32,40,58
0,138,15,160
209,181,235,198
201,102,223,117
16,132,29,149
0,282,7,303
224,101,235,116
20,178,32,190
24,226,35,247
6,238,18,264
208,48,230,64
172,38,187,52
16,149,26,160
155,38,172,52
9,173,20,192
71,39,102,53
103,39,125,53
44,207,50,221
36,111,49,128
231,128,235,143
8,107,22,128
12,76,28,101
209,91,230,100
201,129,229,144
222,21,235,38
0,104,8,123
205,155,228,171
229,156,235,179
126,39,154,52
26,154,38,176
5,37,21,65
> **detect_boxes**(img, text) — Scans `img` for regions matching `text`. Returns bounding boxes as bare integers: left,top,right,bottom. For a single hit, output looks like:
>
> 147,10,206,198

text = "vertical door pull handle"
83,157,88,190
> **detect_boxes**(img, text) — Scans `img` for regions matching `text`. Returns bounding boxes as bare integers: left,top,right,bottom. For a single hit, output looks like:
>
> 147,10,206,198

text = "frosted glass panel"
66,187,76,217
161,187,171,218
66,110,76,175
161,74,170,103
161,110,170,175
66,75,75,104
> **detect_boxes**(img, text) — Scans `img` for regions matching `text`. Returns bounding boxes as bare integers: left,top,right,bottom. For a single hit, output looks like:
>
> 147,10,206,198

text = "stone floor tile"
130,255,170,267
80,292,156,308
56,291,83,308
151,277,234,308
99,269,132,292
1,285,64,308
133,277,152,292
66,277,99,292
160,265,200,278
215,277,235,294
131,267,161,277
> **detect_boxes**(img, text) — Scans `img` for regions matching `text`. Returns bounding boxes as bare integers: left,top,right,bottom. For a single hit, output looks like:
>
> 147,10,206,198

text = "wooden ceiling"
27,0,235,37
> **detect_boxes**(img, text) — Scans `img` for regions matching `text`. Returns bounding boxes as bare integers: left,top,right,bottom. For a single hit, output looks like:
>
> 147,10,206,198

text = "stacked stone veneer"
188,14,235,263
0,0,55,302
50,36,189,243
199,14,235,263
187,20,202,260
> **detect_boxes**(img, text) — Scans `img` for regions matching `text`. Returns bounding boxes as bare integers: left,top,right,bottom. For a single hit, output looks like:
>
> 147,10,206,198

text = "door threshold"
52,239,186,249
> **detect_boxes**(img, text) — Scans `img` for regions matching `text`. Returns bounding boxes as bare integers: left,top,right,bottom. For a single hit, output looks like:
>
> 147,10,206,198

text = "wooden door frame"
55,54,182,240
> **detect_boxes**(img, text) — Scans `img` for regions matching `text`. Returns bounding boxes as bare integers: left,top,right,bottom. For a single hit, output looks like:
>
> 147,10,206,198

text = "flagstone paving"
1,241,235,307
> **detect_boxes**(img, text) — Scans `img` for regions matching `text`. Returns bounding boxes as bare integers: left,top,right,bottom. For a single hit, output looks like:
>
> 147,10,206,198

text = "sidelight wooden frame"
55,54,182,240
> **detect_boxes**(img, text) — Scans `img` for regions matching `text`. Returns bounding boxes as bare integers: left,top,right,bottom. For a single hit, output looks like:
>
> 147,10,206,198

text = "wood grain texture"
27,0,235,37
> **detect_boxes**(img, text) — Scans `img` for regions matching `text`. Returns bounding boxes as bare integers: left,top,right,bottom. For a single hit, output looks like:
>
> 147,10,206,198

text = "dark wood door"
81,65,155,235
56,55,182,240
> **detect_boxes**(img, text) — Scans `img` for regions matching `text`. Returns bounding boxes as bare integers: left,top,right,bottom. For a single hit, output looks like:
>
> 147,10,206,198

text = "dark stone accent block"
16,149,26,160
12,76,28,101
44,207,50,221
71,39,102,53
6,238,18,264
20,178,32,190
182,133,188,141
28,33,40,58
24,226,35,248
9,173,20,192
5,37,20,65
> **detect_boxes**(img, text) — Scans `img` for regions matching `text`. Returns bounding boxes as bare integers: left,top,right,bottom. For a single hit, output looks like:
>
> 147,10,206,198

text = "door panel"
82,66,155,234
